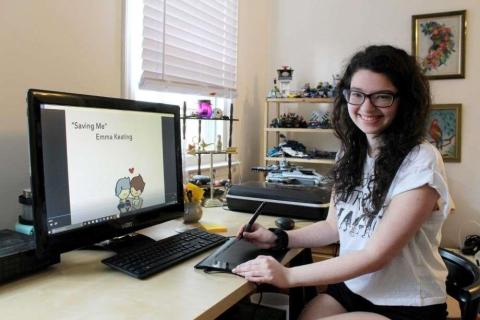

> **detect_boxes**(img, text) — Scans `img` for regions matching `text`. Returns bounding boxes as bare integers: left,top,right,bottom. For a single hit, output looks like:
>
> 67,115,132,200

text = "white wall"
267,0,480,247
0,0,122,228
236,0,273,182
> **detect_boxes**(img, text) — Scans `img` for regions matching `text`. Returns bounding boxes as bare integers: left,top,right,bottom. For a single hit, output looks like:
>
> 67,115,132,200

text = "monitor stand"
95,233,155,254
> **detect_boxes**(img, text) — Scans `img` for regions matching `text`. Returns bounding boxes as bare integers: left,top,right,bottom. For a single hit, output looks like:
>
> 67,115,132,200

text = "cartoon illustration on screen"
115,177,131,214
130,174,145,210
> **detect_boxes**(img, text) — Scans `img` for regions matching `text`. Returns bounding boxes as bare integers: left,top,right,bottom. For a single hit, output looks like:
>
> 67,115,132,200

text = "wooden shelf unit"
266,97,334,103
265,128,334,133
264,157,335,164
264,97,336,166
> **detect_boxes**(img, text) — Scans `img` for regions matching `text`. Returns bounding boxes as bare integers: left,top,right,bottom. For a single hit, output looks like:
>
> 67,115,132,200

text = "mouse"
275,217,295,230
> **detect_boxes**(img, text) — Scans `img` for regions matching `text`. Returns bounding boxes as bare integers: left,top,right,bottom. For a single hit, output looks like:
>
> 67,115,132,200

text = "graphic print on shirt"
337,175,385,238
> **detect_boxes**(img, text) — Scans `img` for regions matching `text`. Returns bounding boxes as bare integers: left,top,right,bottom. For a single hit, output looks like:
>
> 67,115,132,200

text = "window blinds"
141,0,238,97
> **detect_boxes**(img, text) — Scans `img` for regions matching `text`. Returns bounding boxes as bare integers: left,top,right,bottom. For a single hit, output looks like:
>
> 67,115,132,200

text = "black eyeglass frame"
343,89,399,108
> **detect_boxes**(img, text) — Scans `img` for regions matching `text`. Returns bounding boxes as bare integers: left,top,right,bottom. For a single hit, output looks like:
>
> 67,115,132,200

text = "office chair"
440,248,480,320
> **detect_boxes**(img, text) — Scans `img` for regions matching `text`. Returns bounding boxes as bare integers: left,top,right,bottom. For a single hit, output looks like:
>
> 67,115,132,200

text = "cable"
251,285,263,320
462,234,480,255
203,268,270,319
457,220,480,250
202,270,264,320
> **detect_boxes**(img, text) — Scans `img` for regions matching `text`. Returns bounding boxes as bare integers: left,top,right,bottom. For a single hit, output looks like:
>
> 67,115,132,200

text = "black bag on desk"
226,182,330,220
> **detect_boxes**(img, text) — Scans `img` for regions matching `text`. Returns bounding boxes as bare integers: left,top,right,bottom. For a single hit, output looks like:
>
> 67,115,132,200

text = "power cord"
202,269,265,320
457,220,480,251
251,285,263,320
202,266,267,319
462,234,480,255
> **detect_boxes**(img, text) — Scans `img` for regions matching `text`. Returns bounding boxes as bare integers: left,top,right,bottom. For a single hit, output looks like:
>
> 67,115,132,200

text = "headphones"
461,234,480,255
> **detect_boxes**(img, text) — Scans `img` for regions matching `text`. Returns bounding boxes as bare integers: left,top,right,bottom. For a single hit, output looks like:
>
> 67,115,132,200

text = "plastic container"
15,223,34,235
198,99,212,118
18,188,33,223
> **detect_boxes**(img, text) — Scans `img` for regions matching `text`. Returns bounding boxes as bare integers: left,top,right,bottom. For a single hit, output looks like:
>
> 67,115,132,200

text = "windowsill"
185,160,240,173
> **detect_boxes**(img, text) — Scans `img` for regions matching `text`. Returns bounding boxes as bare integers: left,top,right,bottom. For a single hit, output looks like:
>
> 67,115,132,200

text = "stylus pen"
239,202,266,239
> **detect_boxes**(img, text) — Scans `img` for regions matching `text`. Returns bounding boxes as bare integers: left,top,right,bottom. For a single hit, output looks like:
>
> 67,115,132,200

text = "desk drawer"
311,244,339,262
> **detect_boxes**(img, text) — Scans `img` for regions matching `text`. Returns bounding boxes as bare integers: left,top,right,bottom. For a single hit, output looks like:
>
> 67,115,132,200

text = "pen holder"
183,202,203,224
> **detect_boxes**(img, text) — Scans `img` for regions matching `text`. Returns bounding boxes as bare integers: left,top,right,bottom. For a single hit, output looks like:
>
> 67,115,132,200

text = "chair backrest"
440,248,479,298
439,248,480,320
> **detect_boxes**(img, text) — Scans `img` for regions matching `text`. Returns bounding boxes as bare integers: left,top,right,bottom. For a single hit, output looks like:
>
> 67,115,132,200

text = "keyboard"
102,228,228,279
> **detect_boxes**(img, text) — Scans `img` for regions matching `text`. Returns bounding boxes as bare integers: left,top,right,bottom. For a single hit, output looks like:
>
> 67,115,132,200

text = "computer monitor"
27,89,184,256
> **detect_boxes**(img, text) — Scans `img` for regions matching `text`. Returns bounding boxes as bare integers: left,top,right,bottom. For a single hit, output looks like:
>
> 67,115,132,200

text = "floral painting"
426,104,461,162
412,10,466,79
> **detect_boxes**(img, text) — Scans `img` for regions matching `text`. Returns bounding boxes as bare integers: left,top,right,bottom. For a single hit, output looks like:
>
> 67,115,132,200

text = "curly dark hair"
332,45,431,214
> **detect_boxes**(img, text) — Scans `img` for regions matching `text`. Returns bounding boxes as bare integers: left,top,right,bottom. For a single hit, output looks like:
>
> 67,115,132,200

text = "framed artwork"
412,10,466,79
427,104,461,162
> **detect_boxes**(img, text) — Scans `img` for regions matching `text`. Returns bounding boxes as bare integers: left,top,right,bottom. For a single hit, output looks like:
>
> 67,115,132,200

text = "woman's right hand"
236,223,277,249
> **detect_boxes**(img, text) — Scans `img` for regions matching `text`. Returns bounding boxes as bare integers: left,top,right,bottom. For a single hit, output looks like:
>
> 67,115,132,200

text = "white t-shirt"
335,142,454,306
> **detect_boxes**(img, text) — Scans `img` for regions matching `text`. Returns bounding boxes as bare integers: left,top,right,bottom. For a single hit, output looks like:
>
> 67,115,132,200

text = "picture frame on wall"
427,104,461,162
412,10,466,80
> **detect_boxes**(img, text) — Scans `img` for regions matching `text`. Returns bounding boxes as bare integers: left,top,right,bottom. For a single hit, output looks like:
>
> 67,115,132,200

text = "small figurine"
268,78,282,98
279,133,288,145
187,143,196,154
189,111,199,118
287,91,300,98
277,66,294,81
277,66,294,97
332,73,341,96
225,146,237,153
211,108,223,119
216,134,222,151
270,112,307,128
316,81,332,98
266,136,309,159
308,111,332,129
198,100,212,118
199,139,213,151
187,137,198,154
302,83,319,98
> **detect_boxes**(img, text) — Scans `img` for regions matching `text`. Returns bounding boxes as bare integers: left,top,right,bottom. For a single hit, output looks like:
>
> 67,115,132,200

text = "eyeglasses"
343,89,398,108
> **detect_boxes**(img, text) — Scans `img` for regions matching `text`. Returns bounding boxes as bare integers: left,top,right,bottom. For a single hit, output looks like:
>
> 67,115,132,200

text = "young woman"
232,45,453,320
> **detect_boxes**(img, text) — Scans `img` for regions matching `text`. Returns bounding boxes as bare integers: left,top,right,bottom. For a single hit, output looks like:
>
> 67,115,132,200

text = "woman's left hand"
232,255,291,288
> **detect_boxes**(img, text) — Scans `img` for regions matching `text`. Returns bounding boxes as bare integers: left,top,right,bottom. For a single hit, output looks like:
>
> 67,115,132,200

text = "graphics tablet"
194,237,287,272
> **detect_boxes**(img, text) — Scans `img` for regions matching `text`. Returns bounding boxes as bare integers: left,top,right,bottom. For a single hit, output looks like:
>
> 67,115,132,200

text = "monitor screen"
27,89,184,255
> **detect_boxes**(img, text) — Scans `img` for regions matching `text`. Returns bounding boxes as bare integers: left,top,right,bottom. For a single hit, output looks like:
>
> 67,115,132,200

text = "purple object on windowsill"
198,100,212,118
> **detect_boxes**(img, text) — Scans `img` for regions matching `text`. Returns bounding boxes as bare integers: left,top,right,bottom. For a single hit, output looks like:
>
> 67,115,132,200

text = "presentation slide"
58,106,168,223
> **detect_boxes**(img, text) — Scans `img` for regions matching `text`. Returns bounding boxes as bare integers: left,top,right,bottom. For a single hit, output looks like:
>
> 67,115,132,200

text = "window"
124,0,238,169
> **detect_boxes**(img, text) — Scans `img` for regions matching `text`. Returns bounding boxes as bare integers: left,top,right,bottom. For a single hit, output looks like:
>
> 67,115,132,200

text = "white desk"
0,207,306,320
